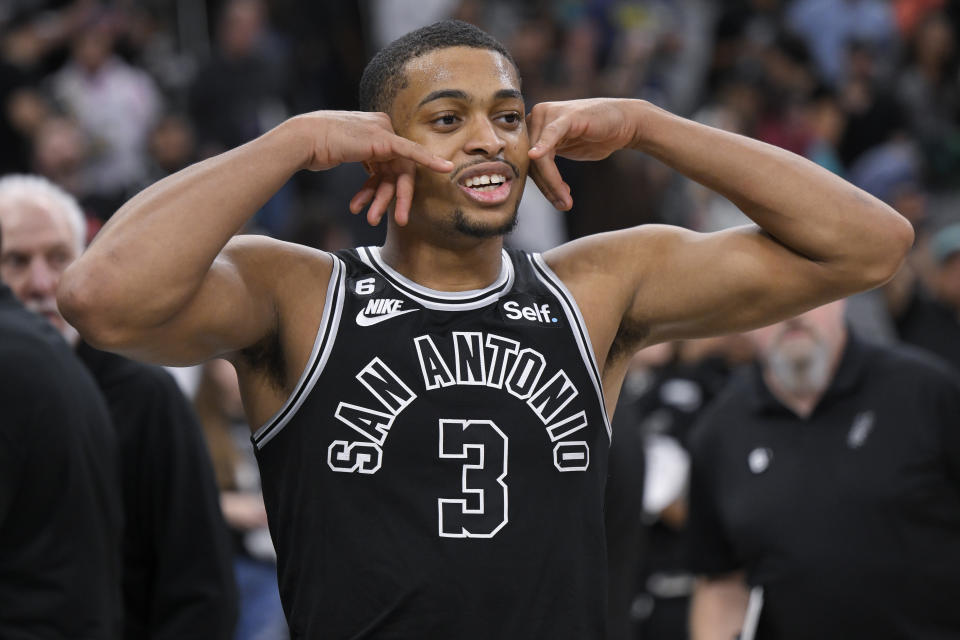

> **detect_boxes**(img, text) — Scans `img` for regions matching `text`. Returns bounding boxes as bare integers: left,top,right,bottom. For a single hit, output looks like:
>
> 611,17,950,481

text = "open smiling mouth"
456,165,515,205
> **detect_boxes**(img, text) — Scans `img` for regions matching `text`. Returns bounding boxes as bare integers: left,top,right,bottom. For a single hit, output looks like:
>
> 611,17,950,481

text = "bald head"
0,175,86,336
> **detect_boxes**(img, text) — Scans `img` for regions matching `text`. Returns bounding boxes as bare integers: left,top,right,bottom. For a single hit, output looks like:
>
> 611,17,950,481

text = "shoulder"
222,234,334,283
864,339,960,390
542,224,689,283
537,226,695,358
222,235,336,325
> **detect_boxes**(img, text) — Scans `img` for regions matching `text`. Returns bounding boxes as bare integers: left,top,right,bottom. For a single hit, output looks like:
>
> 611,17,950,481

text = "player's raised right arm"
57,112,452,365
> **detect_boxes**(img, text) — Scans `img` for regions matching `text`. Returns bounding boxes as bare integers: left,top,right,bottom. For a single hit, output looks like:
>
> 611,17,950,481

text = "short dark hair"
358,20,518,114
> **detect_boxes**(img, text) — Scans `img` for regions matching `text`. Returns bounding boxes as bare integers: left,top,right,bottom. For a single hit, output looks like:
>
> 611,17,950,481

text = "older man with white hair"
0,175,238,640
0,192,123,640
686,300,960,640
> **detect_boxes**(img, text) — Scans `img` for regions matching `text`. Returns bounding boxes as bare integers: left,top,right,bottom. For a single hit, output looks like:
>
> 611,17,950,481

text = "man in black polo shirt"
687,300,960,640
0,224,123,638
894,222,960,370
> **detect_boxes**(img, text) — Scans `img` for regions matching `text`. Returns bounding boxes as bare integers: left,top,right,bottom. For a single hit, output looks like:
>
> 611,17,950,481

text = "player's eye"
432,114,459,128
497,112,521,127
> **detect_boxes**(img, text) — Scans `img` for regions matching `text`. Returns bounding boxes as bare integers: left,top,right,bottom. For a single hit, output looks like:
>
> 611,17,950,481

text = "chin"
452,205,519,239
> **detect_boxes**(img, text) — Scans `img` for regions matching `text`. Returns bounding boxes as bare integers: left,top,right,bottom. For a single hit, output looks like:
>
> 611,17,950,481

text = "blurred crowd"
3,0,958,247
3,1,960,639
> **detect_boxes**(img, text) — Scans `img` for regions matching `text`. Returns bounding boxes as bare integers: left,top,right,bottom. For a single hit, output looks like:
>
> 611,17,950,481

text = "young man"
687,301,960,639
59,20,912,639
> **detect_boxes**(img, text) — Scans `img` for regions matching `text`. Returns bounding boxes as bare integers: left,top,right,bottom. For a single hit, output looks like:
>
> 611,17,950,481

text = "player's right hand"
294,111,453,226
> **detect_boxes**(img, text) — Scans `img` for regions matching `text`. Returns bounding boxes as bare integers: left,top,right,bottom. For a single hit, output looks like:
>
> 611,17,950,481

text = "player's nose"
464,117,505,157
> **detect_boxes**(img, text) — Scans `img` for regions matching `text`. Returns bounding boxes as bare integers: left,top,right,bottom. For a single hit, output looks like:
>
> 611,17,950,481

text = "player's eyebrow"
417,88,523,109
418,89,469,109
493,89,523,102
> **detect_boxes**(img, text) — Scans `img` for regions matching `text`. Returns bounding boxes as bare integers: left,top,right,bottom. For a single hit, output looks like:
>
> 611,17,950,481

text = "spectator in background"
842,139,928,344
890,222,960,371
849,139,926,228
895,10,960,188
786,0,898,87
143,112,197,187
802,84,846,176
687,300,960,640
189,0,291,235
835,38,907,169
49,10,162,218
0,174,237,640
0,219,123,639
0,60,42,173
195,358,289,640
189,0,287,156
613,336,753,640
31,115,88,198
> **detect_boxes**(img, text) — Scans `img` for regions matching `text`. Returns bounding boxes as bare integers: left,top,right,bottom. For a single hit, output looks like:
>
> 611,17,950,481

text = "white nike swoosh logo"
355,308,418,327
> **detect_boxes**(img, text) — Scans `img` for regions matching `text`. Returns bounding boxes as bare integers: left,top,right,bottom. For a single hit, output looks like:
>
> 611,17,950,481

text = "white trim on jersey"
252,256,347,449
358,246,515,311
529,253,612,443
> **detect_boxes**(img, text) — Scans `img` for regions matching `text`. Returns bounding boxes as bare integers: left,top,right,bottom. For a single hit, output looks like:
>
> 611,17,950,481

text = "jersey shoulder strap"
251,253,346,448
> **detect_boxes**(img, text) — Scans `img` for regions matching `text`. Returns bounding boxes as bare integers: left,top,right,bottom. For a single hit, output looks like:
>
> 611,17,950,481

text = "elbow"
841,203,915,291
57,264,129,349
865,209,915,288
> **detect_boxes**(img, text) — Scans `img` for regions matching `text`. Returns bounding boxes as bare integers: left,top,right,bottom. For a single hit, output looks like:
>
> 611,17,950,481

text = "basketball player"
59,21,913,639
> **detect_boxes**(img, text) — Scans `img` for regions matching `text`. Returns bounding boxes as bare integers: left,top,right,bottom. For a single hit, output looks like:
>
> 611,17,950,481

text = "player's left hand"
527,98,639,211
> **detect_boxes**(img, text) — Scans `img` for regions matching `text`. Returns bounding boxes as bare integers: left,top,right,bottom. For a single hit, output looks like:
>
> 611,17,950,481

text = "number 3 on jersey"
438,419,508,539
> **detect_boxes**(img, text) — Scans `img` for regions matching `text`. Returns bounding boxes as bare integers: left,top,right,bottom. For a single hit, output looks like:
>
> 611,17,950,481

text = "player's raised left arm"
533,99,914,348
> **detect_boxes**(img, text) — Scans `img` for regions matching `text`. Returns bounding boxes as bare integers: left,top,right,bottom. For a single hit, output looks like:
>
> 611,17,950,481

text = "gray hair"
0,174,86,255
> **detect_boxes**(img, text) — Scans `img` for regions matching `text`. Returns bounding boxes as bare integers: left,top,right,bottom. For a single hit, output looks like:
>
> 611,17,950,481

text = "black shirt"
896,284,960,372
688,336,960,639
75,343,237,640
253,248,611,639
0,284,123,639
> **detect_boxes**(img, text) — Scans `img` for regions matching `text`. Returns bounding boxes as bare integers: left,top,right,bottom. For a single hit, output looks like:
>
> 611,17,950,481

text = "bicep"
106,236,329,366
628,225,852,345
111,255,272,365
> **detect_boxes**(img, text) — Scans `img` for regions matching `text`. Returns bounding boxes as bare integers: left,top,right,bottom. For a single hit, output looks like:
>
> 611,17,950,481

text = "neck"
762,330,847,418
381,227,505,292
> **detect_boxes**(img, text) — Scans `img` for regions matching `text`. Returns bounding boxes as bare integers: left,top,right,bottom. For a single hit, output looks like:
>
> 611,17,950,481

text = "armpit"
239,327,287,391
606,316,650,370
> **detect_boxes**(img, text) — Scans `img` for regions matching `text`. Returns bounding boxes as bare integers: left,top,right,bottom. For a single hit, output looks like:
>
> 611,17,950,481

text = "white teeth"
463,173,508,188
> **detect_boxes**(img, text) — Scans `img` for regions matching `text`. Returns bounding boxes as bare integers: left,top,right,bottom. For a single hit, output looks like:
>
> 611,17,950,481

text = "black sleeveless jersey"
253,247,612,639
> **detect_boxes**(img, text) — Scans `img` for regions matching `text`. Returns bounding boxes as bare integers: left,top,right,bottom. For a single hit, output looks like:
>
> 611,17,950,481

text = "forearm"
627,100,913,286
689,575,749,640
60,117,310,331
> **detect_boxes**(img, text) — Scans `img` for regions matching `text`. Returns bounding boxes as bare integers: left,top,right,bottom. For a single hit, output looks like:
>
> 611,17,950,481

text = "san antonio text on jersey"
253,247,612,639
